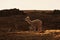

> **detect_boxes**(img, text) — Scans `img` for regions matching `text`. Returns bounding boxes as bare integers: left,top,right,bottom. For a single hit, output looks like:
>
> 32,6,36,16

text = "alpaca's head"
25,16,31,24
25,16,30,21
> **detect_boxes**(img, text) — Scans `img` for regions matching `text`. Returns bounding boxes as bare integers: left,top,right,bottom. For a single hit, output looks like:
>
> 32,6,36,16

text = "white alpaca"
25,16,42,32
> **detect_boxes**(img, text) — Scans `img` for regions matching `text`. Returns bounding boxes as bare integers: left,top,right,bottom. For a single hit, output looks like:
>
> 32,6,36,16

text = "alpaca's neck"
26,19,31,24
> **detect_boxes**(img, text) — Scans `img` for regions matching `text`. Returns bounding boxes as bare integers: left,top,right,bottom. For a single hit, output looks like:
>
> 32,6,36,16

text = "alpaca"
25,16,42,32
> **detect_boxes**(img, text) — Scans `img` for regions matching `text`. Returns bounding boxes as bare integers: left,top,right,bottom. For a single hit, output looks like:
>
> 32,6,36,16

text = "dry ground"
0,30,60,40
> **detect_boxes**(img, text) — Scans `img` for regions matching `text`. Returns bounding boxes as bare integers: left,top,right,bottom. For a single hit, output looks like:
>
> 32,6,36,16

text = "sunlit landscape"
0,8,60,40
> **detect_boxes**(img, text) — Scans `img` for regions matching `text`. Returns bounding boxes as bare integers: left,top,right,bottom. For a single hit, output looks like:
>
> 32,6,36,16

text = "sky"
0,0,60,10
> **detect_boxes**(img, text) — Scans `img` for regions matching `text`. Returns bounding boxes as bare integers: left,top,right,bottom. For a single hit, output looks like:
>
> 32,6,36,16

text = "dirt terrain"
0,30,60,40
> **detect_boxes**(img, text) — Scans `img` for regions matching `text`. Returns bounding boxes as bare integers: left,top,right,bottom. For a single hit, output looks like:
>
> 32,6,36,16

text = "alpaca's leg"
29,26,33,31
33,26,36,32
30,25,36,31
38,24,42,32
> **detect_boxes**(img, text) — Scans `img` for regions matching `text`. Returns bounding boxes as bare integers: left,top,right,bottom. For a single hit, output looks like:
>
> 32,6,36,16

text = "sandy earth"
0,30,60,40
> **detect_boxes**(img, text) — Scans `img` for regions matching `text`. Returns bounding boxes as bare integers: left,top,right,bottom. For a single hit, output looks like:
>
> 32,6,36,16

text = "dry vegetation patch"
0,30,60,40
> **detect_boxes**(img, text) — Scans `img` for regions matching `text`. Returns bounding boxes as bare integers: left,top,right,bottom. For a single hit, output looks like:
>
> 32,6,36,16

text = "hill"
0,8,60,32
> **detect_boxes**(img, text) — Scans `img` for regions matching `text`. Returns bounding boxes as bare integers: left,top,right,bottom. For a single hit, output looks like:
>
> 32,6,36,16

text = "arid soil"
0,30,60,40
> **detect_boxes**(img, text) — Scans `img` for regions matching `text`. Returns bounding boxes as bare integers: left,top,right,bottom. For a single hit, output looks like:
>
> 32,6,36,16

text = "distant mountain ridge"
0,8,26,17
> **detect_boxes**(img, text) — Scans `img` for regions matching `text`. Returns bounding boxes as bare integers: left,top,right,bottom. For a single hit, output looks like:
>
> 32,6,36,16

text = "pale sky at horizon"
0,0,60,10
